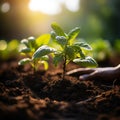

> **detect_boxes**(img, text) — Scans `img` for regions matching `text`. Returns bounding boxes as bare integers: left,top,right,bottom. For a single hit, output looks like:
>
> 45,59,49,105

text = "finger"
79,72,97,80
66,68,96,76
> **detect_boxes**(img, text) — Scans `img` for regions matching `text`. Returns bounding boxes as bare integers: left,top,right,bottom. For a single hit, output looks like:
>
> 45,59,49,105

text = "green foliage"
73,56,97,67
0,39,19,60
51,22,66,36
114,39,120,54
50,22,97,78
90,39,112,61
18,34,51,71
18,22,97,77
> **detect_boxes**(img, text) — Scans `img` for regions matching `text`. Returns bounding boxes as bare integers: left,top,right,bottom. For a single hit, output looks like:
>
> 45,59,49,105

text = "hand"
66,64,120,81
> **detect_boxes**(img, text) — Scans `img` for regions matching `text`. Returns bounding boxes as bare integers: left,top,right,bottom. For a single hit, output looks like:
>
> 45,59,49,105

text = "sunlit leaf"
41,55,49,61
41,61,49,70
20,48,31,53
51,22,66,36
68,27,80,44
74,42,92,50
28,36,35,42
18,58,31,65
36,34,50,47
73,56,98,67
21,39,29,47
51,31,57,40
71,45,85,58
32,45,56,60
27,36,36,48
56,36,67,46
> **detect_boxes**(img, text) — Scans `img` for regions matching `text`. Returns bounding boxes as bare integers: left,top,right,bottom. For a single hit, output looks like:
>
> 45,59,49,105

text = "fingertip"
79,75,88,80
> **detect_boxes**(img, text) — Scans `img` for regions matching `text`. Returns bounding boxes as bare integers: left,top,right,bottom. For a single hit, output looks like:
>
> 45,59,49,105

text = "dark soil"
0,58,120,120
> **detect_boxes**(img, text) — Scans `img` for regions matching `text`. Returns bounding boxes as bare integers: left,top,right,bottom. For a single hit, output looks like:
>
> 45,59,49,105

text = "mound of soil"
0,59,120,120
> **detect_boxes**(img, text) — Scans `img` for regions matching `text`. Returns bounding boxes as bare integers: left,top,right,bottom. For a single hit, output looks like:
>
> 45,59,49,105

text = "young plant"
18,34,51,72
50,22,97,79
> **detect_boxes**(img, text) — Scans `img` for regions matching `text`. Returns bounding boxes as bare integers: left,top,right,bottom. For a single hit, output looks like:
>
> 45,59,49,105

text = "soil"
0,58,120,120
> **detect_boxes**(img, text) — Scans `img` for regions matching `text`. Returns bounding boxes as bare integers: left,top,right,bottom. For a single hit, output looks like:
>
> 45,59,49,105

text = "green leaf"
66,46,75,60
36,34,50,47
51,22,66,36
68,27,80,44
20,48,31,53
27,36,36,48
73,56,98,67
41,61,49,70
51,31,57,40
28,36,35,42
21,39,29,47
41,55,49,61
18,58,31,65
53,54,63,66
56,36,67,46
32,45,56,60
74,42,92,50
71,45,85,58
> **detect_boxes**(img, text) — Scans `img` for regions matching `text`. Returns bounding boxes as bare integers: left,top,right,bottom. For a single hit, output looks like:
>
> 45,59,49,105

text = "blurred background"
0,0,120,41
0,0,120,64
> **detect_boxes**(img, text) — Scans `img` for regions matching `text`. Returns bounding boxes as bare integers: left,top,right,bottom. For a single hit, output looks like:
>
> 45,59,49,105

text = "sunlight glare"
65,0,80,12
29,0,80,15
29,0,62,15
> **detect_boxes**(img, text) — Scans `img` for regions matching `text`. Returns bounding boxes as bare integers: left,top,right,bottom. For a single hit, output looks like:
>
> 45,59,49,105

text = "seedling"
50,22,97,79
18,34,52,72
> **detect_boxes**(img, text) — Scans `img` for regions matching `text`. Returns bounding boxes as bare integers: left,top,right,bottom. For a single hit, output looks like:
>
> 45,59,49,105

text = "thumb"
79,72,96,80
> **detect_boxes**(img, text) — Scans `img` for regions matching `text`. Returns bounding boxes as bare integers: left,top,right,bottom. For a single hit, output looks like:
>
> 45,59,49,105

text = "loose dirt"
0,59,120,120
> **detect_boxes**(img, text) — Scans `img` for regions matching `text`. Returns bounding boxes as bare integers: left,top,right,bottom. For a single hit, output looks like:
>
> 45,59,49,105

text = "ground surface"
0,58,120,120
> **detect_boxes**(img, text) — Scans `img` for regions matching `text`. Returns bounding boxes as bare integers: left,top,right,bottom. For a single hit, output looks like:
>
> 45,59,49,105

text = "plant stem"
33,60,36,74
63,54,66,80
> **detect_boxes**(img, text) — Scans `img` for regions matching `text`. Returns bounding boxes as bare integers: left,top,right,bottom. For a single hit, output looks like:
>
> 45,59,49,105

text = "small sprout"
18,34,51,72
18,22,98,77
50,22,97,79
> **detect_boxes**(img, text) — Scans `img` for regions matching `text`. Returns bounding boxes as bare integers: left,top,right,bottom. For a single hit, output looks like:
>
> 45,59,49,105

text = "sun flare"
29,0,62,15
29,0,80,15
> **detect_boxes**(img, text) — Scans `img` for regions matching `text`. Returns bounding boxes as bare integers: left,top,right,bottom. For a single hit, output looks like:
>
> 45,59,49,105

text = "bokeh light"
1,2,10,13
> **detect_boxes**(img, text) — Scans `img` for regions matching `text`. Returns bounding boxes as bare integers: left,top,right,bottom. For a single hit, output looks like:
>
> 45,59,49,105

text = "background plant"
50,22,97,79
90,39,112,62
18,34,51,72
0,39,19,60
